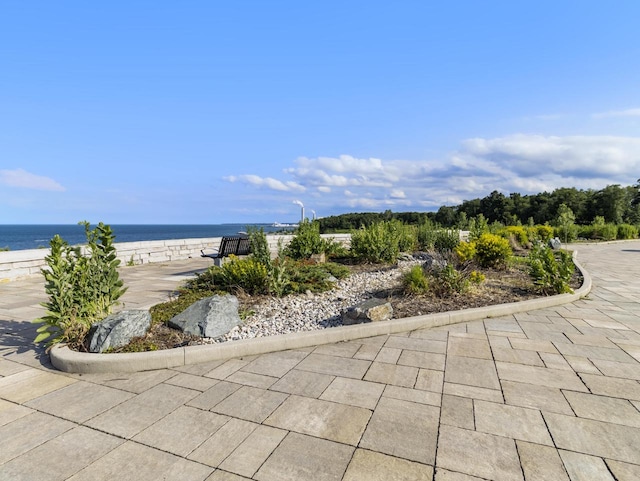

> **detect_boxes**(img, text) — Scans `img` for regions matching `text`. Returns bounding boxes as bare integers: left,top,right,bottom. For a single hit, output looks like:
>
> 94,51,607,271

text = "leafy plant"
350,221,401,263
434,229,460,253
284,220,325,260
247,226,271,267
469,270,486,285
502,226,529,247
33,222,127,349
430,263,469,297
455,241,476,263
528,243,574,295
468,214,489,241
556,204,577,243
474,233,512,268
617,223,638,239
417,219,438,250
402,265,429,294
601,223,618,241
219,255,269,295
287,261,350,293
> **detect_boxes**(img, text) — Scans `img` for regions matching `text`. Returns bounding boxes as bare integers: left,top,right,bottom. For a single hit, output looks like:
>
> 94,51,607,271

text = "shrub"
417,223,438,250
247,226,271,267
503,226,529,247
455,241,476,263
434,229,460,253
430,263,469,297
287,261,350,293
396,223,418,253
284,220,325,260
468,214,489,241
528,243,574,295
469,270,486,285
350,221,400,263
601,223,618,241
33,222,127,349
474,233,512,268
403,265,429,294
535,225,554,242
554,225,578,243
219,256,269,295
617,224,638,239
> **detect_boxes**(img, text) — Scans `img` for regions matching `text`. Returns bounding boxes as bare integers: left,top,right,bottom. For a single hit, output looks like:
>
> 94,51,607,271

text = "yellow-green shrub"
503,226,529,247
455,241,476,262
474,233,512,268
536,225,554,242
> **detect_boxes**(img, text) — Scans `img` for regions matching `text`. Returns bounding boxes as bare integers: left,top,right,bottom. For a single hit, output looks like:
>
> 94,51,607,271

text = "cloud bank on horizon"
225,130,640,214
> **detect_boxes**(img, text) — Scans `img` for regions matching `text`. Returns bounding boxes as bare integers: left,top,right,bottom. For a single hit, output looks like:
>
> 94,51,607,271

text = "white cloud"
592,108,640,119
226,134,640,215
0,168,65,191
224,174,305,193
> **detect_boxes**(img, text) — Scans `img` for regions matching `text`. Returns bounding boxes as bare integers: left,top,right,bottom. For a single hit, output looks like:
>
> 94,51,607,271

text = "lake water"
0,224,293,251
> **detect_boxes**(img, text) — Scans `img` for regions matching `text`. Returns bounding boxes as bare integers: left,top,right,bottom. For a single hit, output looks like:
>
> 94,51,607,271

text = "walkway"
1,243,639,480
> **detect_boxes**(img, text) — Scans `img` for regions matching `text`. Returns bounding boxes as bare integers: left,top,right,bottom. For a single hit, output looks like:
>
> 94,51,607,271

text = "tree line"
318,180,640,231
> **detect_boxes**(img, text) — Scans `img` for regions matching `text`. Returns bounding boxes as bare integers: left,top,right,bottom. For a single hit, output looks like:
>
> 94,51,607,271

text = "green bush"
403,265,429,294
287,261,350,293
284,220,324,260
554,225,578,243
601,223,618,241
617,224,638,239
528,243,574,294
468,214,489,241
474,233,512,268
247,227,271,267
430,263,469,297
350,221,401,263
219,256,269,295
33,222,127,349
417,223,438,250
434,229,460,253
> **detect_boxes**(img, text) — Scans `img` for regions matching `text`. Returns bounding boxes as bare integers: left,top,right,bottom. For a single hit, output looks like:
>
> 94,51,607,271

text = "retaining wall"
0,233,352,282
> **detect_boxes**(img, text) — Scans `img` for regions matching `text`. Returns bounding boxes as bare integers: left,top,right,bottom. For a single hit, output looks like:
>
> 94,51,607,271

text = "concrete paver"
2,242,640,479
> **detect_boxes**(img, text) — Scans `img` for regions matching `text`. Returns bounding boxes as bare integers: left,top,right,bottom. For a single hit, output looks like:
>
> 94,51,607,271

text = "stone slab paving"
1,243,640,479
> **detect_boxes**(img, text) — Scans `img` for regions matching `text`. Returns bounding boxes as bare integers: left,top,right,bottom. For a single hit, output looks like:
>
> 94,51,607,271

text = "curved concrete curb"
51,252,592,374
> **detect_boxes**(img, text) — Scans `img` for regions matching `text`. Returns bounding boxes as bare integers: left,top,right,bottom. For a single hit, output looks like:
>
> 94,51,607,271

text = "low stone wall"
0,233,352,282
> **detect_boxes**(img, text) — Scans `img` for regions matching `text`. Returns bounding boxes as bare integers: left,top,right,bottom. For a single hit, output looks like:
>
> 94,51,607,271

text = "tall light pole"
293,200,304,224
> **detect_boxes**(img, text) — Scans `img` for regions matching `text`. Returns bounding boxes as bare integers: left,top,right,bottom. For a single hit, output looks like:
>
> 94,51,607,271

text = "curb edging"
50,252,592,373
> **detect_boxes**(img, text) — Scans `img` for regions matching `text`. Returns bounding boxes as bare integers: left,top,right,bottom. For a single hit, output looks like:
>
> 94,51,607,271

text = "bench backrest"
219,236,251,257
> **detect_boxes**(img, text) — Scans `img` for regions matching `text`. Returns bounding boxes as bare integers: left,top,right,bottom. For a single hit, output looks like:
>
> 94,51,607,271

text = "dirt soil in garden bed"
109,257,583,353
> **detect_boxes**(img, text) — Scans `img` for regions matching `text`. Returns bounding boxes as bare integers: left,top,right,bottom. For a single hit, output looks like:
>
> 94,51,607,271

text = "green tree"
556,204,576,243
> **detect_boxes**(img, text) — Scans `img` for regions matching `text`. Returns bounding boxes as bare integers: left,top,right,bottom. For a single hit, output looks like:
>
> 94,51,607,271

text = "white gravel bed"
205,259,422,343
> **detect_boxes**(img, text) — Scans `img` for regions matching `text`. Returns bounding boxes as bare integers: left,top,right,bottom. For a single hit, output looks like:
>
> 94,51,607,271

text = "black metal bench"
201,235,251,263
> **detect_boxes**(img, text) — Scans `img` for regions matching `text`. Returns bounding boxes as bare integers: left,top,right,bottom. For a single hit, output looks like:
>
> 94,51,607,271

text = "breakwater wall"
0,233,352,282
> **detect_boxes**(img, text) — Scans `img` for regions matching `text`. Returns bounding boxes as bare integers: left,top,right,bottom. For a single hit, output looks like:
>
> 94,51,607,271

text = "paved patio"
1,242,640,480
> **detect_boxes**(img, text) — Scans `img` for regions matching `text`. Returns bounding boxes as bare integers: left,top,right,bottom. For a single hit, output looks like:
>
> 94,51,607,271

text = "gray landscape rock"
88,310,151,353
422,254,447,271
342,298,393,325
549,237,562,250
168,294,241,338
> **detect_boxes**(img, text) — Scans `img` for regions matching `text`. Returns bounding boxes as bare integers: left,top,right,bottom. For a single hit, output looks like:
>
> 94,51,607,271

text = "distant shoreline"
0,224,295,252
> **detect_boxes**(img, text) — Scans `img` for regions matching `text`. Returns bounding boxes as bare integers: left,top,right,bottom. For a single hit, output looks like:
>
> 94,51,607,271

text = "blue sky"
1,1,639,224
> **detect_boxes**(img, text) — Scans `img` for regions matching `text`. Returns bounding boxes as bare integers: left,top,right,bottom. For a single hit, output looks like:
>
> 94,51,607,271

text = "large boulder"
168,294,241,338
88,310,151,353
342,298,393,326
